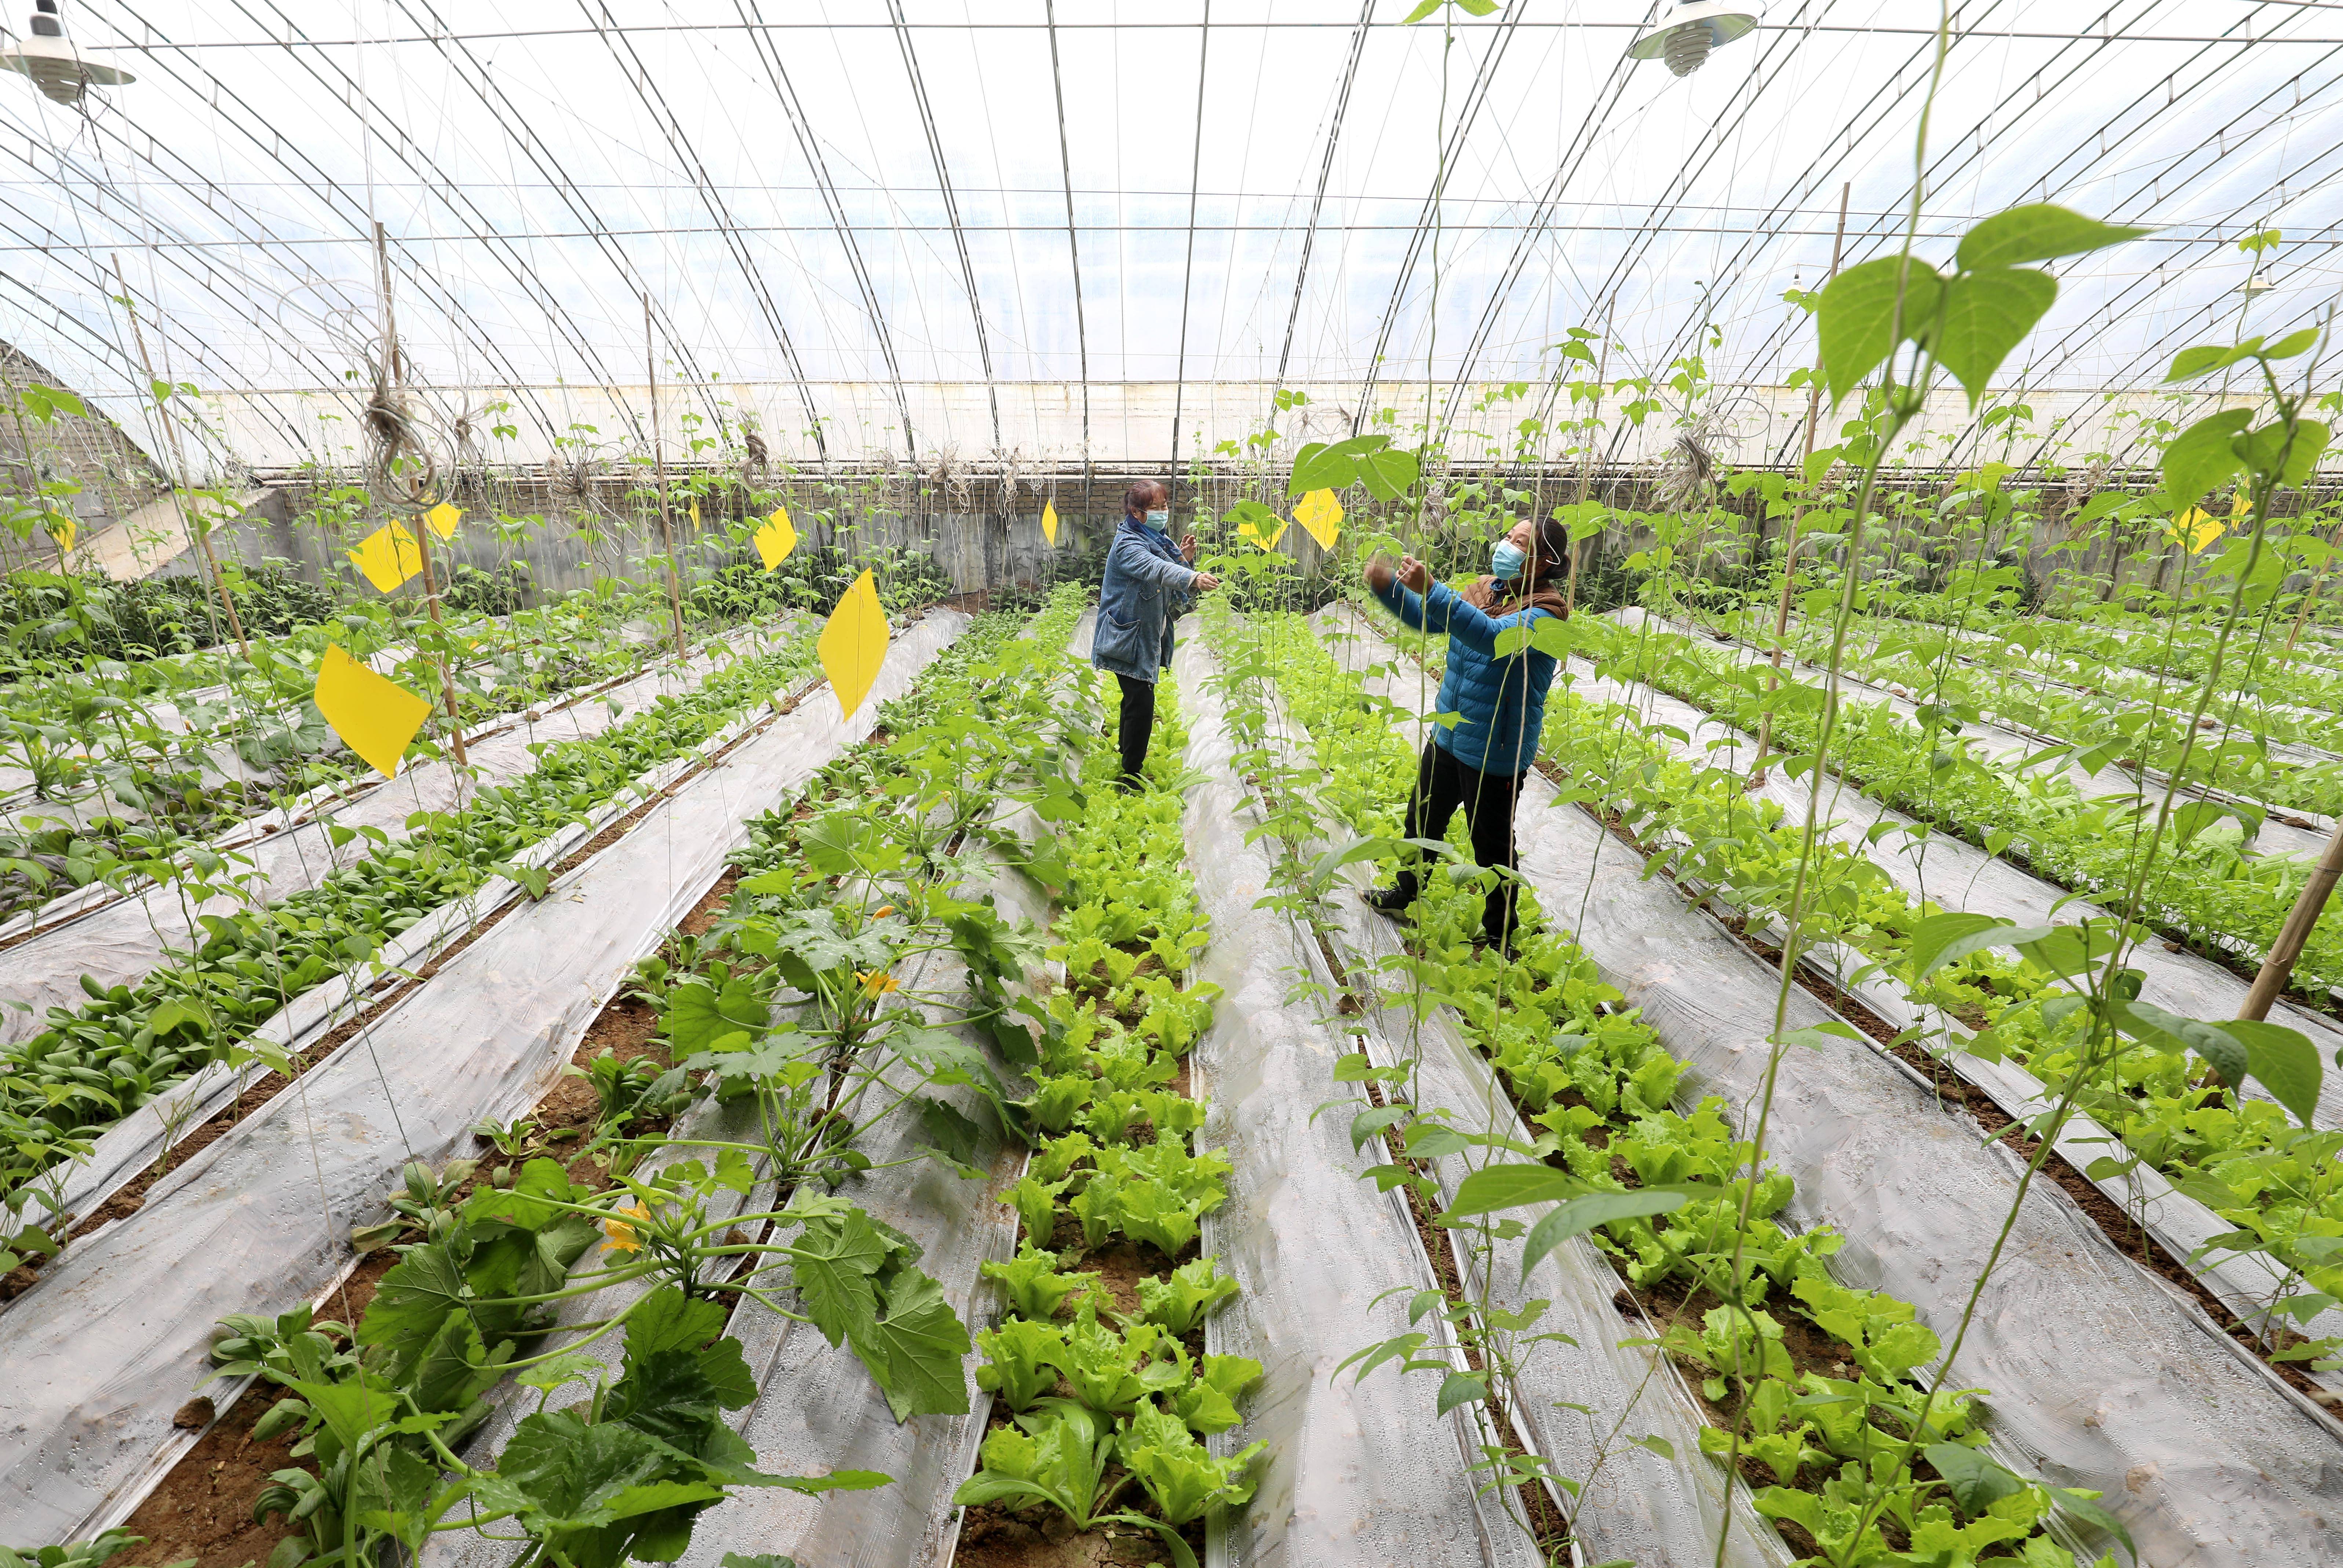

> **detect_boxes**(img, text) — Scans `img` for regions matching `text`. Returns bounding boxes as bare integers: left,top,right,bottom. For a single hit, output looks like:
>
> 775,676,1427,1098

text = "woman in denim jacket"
1092,478,1220,785
1362,512,1570,947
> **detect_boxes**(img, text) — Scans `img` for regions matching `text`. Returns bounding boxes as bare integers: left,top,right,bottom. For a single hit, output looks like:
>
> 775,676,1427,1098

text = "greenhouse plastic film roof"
3,1,2340,471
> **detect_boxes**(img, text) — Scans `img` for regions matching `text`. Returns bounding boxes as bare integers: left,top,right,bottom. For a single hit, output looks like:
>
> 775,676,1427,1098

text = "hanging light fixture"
2,1,134,105
2242,267,2274,298
1629,1,1762,78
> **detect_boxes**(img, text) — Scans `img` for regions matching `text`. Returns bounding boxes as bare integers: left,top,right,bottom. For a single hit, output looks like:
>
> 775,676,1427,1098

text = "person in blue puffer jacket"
1092,478,1220,786
1363,511,1570,947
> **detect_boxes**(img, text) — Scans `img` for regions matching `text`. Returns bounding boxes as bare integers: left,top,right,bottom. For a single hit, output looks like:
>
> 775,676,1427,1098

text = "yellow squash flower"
601,1201,652,1255
857,969,900,998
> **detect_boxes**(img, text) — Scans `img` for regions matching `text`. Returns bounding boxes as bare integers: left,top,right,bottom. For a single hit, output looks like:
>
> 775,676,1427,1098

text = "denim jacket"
1092,519,1197,683
1372,575,1559,776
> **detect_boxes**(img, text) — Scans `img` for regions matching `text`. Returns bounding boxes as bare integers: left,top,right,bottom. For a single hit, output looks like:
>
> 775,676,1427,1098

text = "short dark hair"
1124,478,1168,515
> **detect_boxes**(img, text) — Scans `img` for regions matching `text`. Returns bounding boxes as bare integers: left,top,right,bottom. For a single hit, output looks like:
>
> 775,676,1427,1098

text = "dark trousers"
1395,739,1526,939
1115,673,1158,785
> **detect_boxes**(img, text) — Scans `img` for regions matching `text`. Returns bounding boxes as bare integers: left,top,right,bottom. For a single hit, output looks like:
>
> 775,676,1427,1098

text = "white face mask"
1143,509,1170,532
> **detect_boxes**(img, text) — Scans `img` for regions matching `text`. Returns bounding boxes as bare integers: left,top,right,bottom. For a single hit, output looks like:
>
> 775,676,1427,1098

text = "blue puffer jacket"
1093,519,1198,683
1372,575,1561,776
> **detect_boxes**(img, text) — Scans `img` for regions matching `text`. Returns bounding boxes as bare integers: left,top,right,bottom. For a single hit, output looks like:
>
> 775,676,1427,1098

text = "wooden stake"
112,254,251,662
1751,181,1850,788
374,222,467,765
645,293,689,660
2240,817,2343,1021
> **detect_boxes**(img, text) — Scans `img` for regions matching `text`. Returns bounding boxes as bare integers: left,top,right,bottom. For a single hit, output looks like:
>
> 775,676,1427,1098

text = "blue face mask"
1490,540,1527,581
1143,508,1171,533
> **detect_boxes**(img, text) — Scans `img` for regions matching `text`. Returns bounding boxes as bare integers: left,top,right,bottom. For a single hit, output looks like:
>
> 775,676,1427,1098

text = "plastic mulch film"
662,837,1047,1566
39,625,819,1235
1797,937,2343,1374
0,621,800,1046
0,610,966,1547
1170,639,1550,1568
1336,615,2343,1566
1221,630,1793,1568
1613,607,2338,861
1459,600,2343,1130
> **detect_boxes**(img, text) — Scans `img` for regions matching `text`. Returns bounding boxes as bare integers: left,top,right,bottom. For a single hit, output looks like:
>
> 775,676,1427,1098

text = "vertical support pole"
645,293,689,659
374,222,467,764
113,254,251,662
1751,182,1850,788
2240,818,2343,1020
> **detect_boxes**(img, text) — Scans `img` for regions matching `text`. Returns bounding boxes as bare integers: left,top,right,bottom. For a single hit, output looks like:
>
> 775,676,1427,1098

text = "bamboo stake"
644,293,689,660
1751,182,1850,789
112,254,250,662
2240,818,2343,1021
373,222,467,765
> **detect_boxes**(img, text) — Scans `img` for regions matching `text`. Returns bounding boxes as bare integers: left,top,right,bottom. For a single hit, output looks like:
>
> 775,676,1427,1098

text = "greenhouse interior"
5,1,2343,1565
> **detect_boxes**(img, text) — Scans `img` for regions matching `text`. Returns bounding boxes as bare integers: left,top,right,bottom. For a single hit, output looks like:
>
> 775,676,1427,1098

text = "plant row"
0,623,823,1263
130,597,1088,1568
1210,606,2130,1568
1574,614,2343,999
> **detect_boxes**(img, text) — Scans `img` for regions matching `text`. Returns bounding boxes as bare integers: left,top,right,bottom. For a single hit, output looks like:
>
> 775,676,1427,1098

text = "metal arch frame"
579,0,827,466
1168,0,1214,475
389,0,737,448
1348,0,1532,438
94,0,560,443
1435,0,1665,443
1627,0,2307,426
1274,0,1375,393
1044,0,1091,464
1519,0,1986,446
1711,0,2276,401
884,0,1002,455
736,0,915,466
231,0,622,420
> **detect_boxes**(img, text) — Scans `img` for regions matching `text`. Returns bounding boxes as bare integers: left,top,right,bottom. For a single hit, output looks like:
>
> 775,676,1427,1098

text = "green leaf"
2166,341,2263,383
1444,1162,1577,1217
1817,256,1944,406
856,1266,973,1422
1923,1441,2026,1516
2265,326,2321,361
2163,408,2254,504
1954,205,2151,271
2234,419,2331,488
624,1285,730,1359
1904,913,2055,979
790,1207,891,1351
2224,1018,2325,1128
1522,1190,1695,1276
1435,1370,1487,1416
2052,1488,2139,1565
1927,267,2057,408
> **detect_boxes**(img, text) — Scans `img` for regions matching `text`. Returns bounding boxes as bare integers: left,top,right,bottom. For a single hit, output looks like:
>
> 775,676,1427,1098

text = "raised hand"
1180,532,1199,564
1364,555,1396,593
1399,555,1431,593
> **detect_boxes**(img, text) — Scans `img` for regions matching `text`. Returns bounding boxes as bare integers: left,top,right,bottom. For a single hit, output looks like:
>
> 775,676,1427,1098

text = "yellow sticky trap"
48,516,75,553
2230,491,2252,518
2169,508,2224,556
1238,517,1289,552
689,498,702,531
424,501,462,540
1294,488,1343,551
1042,500,1060,546
349,522,423,593
754,506,798,571
313,645,431,779
819,569,890,721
